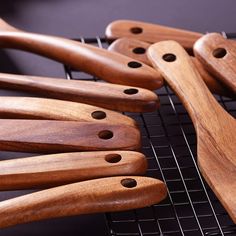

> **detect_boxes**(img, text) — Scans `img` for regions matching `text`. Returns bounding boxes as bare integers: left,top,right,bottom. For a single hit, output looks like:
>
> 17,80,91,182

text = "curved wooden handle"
0,176,167,228
0,151,147,190
108,38,233,97
0,18,163,90
0,120,141,153
0,96,137,127
0,73,159,113
194,33,236,93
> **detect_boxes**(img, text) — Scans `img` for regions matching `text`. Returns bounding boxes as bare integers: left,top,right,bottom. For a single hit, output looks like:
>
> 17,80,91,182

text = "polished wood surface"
0,120,141,153
148,40,236,223
0,151,147,190
194,33,236,93
0,18,163,90
108,37,233,97
0,176,167,228
0,73,160,113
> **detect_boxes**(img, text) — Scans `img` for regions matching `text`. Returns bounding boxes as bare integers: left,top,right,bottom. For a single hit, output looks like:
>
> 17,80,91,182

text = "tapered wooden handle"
0,120,141,153
0,96,137,127
0,73,159,112
0,151,147,190
0,18,163,90
108,38,233,97
0,176,167,228
194,33,236,93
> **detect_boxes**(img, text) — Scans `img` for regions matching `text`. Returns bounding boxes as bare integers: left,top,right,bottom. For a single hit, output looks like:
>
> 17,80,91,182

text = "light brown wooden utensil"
0,120,141,153
0,176,167,228
0,18,163,90
0,151,147,190
108,37,233,97
194,33,236,94
148,40,236,223
0,96,137,127
0,72,160,112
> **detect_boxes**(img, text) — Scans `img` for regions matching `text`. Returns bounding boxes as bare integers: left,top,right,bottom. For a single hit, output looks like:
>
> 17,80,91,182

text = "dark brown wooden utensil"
0,18,163,90
148,40,236,223
0,176,167,229
0,72,160,112
0,120,141,153
0,151,147,190
194,33,236,94
108,37,233,97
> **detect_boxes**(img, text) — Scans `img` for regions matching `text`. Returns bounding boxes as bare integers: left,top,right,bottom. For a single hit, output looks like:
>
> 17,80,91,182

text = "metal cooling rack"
64,35,236,236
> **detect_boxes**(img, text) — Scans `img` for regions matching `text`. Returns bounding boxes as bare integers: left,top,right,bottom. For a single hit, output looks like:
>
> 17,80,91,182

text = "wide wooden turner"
148,41,236,223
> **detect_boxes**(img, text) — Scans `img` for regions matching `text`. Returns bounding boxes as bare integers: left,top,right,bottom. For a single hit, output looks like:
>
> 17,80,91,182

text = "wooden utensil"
0,176,167,228
0,18,163,90
0,120,141,153
0,72,160,112
0,151,147,190
0,96,137,127
148,40,236,223
108,37,233,97
194,33,236,94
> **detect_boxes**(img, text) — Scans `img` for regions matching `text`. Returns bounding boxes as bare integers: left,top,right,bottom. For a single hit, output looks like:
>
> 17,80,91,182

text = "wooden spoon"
0,176,167,229
0,18,163,90
0,120,141,153
194,33,236,94
147,40,236,223
0,96,137,127
0,72,160,112
0,151,147,190
108,37,233,97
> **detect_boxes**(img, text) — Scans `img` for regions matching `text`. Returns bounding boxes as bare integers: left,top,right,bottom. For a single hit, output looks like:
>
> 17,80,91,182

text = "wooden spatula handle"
0,18,163,90
0,176,167,229
0,151,147,190
0,120,141,153
0,73,159,112
194,33,236,93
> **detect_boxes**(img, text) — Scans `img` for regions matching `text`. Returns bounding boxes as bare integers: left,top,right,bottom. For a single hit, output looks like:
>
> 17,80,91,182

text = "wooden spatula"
147,40,236,223
0,18,163,90
194,33,236,94
0,176,167,229
0,151,147,190
108,37,233,97
0,120,141,153
0,72,159,112
0,96,137,127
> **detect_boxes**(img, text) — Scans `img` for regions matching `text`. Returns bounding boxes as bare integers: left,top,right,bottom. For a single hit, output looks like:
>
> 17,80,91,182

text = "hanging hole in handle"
91,111,106,120
212,48,227,58
162,53,176,62
132,47,146,54
128,61,142,68
105,153,122,163
123,88,139,95
121,178,137,188
98,130,113,140
130,27,143,34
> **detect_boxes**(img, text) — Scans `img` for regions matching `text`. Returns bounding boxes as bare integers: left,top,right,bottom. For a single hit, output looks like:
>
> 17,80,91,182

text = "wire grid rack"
64,35,236,236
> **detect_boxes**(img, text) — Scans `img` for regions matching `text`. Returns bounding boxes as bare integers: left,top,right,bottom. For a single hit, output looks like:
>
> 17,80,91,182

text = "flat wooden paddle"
0,72,159,112
108,37,233,97
0,18,163,90
0,96,137,127
0,151,147,190
148,40,236,223
194,33,236,94
0,120,141,153
0,176,167,228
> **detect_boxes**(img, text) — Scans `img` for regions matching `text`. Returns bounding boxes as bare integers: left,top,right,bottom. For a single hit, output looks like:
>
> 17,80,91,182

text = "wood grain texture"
108,38,234,97
0,73,160,113
0,176,167,228
0,18,163,90
194,33,236,93
0,120,141,153
148,41,236,223
0,151,147,190
0,96,137,127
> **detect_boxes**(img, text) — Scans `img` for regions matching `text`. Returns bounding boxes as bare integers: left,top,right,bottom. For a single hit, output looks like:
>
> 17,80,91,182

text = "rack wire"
64,35,236,236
